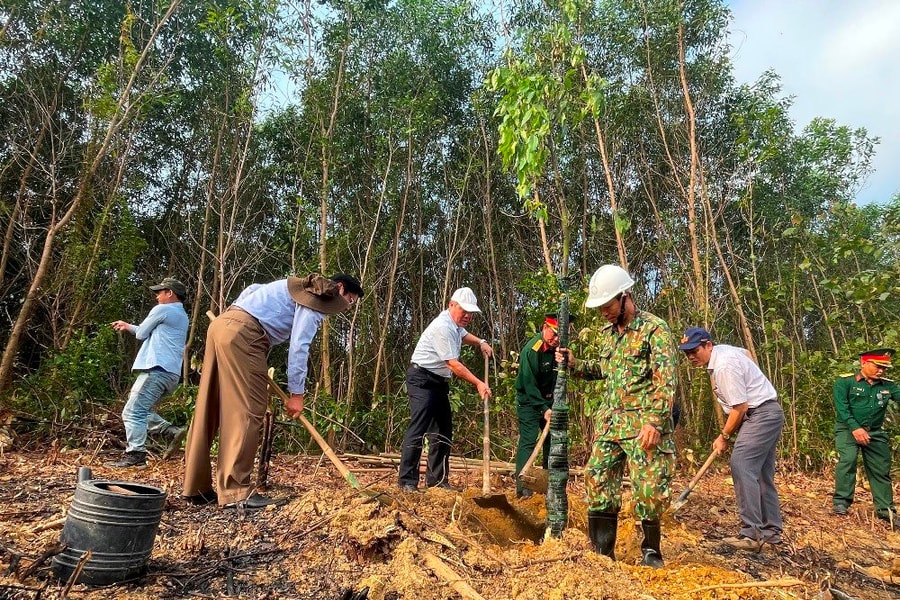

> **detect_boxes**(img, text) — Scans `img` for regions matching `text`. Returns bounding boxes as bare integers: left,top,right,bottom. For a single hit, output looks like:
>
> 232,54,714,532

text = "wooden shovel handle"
482,355,491,495
519,419,551,477
672,450,718,509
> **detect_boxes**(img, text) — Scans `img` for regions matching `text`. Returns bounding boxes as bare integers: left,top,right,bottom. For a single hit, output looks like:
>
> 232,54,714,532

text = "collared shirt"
233,279,326,395
833,372,899,431
131,303,189,375
577,310,676,439
410,310,468,379
707,344,777,413
515,333,557,407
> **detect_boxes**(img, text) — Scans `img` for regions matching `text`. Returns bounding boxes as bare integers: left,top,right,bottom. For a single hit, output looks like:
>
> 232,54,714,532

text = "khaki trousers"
182,308,270,505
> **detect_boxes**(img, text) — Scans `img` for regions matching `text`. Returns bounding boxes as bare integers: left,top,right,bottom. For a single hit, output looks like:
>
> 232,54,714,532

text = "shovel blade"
519,467,548,494
472,493,514,510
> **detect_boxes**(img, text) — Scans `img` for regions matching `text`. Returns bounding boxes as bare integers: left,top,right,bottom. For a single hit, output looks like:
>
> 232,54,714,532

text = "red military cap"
860,348,894,368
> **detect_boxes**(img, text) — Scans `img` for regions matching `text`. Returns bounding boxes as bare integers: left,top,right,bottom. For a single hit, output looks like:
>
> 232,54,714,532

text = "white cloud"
728,0,900,204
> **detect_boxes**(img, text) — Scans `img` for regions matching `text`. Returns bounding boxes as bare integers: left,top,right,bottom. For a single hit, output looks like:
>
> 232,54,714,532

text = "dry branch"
60,548,91,598
422,551,486,600
28,516,66,533
683,578,804,594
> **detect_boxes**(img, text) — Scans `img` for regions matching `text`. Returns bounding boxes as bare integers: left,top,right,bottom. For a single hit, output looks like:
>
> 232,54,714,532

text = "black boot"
640,519,664,568
587,511,618,559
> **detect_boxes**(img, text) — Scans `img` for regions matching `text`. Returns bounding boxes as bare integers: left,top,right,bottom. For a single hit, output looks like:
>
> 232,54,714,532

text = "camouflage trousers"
585,436,675,519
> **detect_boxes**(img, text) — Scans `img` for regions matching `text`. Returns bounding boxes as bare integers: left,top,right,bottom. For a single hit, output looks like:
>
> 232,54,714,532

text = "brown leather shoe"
723,535,762,551
181,490,218,506
223,493,288,510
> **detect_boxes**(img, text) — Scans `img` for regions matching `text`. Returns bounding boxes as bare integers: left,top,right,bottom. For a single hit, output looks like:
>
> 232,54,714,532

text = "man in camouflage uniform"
833,348,900,526
559,265,675,568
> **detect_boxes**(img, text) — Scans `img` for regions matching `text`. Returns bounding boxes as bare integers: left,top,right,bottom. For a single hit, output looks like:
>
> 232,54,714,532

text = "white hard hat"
450,287,481,312
585,265,634,308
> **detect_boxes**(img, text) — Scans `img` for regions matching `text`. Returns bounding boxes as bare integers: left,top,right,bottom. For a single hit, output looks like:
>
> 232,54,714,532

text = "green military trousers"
515,402,550,496
833,426,894,514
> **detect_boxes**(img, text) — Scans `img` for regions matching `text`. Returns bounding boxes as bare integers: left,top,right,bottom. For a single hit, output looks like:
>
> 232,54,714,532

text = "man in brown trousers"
181,273,363,509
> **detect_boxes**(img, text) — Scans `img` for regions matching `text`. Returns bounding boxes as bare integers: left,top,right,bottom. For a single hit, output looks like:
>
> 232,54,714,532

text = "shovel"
481,355,491,495
472,356,514,510
518,419,551,495
266,375,361,490
670,450,718,513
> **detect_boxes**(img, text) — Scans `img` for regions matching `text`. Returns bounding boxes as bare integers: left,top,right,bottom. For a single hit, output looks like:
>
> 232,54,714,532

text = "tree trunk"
0,0,183,391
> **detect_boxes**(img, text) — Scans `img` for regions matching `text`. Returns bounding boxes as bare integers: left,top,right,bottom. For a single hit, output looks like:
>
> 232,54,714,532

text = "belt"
747,399,776,416
411,363,450,382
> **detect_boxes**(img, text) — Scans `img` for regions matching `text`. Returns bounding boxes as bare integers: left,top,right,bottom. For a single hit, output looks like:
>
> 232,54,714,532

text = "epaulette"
531,338,544,352
838,373,854,378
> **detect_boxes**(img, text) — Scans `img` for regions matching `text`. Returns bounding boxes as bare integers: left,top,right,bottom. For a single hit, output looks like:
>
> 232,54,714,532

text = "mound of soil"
0,448,898,599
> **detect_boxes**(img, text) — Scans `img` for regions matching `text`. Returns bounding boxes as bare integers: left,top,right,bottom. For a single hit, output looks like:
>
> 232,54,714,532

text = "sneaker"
162,426,187,459
722,535,762,551
832,504,849,515
108,451,147,468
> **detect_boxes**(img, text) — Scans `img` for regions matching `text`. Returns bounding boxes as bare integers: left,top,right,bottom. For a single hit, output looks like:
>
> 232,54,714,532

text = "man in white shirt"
397,287,493,491
680,327,784,550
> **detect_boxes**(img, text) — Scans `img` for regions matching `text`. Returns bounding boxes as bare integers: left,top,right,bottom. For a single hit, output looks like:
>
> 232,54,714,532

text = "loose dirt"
1,449,898,599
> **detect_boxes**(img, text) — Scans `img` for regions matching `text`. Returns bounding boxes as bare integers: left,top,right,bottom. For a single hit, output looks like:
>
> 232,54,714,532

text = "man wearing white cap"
398,287,493,491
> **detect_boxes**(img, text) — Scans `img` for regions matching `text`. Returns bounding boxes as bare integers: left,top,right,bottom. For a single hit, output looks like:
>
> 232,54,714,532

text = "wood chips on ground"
1,448,898,599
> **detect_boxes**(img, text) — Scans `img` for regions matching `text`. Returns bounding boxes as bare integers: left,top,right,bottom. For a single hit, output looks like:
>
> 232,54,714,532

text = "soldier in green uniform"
832,348,900,524
514,314,562,498
558,265,676,568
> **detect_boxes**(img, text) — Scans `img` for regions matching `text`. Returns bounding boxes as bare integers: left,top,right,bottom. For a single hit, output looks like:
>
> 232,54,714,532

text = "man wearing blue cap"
832,349,900,525
679,327,784,551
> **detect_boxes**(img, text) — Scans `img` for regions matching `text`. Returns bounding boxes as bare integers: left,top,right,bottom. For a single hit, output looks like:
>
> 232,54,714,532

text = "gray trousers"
731,400,784,542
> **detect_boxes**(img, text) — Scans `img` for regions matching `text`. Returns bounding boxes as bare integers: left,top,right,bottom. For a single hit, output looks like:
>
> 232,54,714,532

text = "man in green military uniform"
558,265,676,568
514,314,562,498
832,348,900,524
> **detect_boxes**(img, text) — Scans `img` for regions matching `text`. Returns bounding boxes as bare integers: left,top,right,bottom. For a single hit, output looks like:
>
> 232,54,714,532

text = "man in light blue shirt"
109,277,189,467
182,273,363,510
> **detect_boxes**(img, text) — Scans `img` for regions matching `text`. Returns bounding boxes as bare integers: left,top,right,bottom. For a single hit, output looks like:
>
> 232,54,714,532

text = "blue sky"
727,0,900,205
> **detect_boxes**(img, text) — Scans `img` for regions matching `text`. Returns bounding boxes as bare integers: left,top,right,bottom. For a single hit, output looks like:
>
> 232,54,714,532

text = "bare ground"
0,446,898,600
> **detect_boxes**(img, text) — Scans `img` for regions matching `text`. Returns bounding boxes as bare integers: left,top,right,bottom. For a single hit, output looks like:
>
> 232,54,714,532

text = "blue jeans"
122,370,180,452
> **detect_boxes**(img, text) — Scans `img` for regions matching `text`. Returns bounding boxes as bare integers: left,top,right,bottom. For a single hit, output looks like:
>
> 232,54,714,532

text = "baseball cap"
450,287,480,312
678,326,713,351
149,277,187,298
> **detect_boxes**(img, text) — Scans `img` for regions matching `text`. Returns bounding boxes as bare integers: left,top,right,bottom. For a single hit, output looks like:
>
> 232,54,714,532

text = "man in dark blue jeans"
398,287,493,491
110,277,189,468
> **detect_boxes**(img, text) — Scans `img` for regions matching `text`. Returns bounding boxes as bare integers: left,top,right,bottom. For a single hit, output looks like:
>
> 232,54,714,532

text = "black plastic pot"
52,474,166,585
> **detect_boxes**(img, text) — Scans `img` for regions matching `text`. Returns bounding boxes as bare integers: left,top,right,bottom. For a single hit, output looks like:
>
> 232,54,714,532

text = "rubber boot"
587,510,618,559
640,519,664,568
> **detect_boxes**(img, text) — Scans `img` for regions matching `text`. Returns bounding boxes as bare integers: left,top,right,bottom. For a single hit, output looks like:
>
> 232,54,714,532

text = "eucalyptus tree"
262,0,497,447
0,0,186,393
